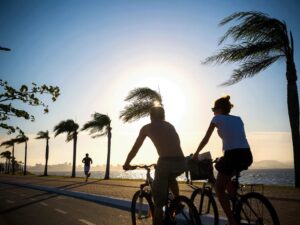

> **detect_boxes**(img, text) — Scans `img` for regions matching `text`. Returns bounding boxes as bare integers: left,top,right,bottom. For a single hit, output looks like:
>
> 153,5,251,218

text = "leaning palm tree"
15,133,29,175
36,130,50,176
82,113,112,179
203,11,300,187
0,139,16,174
54,119,79,178
119,87,163,122
0,150,11,173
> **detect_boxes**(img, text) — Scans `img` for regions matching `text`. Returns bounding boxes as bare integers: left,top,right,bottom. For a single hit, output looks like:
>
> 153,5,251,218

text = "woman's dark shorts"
215,148,253,176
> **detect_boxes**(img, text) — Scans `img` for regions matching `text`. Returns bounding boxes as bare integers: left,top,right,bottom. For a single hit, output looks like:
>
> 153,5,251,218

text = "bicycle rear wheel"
167,195,202,225
235,192,280,225
190,188,219,225
131,190,154,225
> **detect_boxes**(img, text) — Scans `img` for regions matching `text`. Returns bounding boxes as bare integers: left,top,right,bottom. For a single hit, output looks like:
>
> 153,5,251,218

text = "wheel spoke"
237,192,280,225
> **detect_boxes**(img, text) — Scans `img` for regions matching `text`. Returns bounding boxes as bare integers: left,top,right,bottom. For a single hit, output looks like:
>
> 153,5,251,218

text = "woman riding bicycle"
193,95,253,225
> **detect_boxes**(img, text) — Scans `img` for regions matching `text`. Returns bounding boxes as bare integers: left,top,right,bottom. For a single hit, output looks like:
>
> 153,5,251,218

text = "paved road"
0,183,130,225
1,175,300,225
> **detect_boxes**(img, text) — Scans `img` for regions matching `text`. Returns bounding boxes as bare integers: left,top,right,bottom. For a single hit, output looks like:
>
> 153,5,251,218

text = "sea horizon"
28,168,295,187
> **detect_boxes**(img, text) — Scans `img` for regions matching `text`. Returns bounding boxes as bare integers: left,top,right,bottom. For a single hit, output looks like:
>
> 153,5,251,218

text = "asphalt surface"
0,183,130,225
1,174,300,225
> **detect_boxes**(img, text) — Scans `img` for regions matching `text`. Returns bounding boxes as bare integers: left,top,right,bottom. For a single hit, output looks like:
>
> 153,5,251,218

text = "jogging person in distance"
123,106,186,225
82,153,93,182
193,95,253,225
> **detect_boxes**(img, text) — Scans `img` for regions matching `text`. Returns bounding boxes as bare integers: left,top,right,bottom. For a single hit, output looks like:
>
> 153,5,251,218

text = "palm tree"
82,113,112,179
0,150,11,173
15,133,29,175
203,11,300,187
35,130,50,176
119,87,163,122
54,119,79,178
0,139,16,174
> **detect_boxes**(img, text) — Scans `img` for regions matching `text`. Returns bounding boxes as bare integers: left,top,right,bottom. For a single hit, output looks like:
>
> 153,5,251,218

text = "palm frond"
54,119,79,142
36,130,49,139
0,150,11,158
91,132,107,139
125,87,162,103
203,41,282,65
120,87,162,123
15,134,29,143
82,113,111,138
120,101,154,122
221,55,282,86
218,11,287,47
0,139,15,148
203,11,291,86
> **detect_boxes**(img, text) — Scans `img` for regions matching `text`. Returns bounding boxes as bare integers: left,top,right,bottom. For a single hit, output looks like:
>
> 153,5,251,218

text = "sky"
0,0,299,168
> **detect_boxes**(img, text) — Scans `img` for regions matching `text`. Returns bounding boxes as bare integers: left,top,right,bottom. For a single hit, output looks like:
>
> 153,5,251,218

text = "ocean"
31,168,295,186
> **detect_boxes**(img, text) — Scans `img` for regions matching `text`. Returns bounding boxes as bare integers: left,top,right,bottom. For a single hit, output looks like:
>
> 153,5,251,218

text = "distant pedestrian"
82,153,93,182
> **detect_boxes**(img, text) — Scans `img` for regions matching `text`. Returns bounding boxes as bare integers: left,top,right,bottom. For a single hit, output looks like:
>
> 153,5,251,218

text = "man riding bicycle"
123,106,186,225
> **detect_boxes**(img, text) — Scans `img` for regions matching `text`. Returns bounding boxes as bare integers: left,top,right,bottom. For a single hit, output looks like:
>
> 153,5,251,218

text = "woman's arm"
193,122,215,159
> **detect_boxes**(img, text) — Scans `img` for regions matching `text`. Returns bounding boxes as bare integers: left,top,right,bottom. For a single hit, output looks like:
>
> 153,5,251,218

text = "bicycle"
187,158,280,225
127,164,201,225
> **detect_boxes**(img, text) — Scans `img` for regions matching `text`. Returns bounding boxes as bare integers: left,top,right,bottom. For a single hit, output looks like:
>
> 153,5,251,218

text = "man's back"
142,120,184,158
83,157,92,166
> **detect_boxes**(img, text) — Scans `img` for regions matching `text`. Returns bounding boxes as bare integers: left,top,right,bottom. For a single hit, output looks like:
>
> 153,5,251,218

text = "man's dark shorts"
215,148,253,176
152,157,186,208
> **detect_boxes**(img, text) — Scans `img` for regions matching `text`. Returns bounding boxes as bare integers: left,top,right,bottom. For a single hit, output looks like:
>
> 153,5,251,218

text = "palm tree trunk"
44,139,49,176
12,145,15,175
104,127,112,180
286,59,300,188
23,141,27,175
71,133,77,178
5,159,8,173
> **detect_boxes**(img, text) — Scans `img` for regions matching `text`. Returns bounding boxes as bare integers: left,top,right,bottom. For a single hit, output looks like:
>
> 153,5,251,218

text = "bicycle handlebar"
126,164,156,170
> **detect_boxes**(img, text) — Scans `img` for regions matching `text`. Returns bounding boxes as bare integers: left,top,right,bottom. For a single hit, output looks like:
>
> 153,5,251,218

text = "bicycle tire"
131,190,154,225
168,195,202,225
235,192,280,225
190,188,219,225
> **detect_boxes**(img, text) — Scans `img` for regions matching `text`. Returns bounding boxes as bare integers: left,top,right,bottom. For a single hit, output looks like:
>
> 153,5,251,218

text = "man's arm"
123,128,147,169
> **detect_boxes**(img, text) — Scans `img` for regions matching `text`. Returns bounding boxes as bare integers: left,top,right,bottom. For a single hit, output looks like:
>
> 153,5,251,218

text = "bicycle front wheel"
190,188,218,225
131,190,154,225
168,195,202,225
235,192,280,225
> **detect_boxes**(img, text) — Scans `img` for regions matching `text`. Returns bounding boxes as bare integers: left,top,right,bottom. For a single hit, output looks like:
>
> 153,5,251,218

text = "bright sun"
121,64,188,126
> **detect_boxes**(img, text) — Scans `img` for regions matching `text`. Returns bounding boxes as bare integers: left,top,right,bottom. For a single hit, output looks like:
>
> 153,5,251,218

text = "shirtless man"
123,106,186,225
82,153,93,182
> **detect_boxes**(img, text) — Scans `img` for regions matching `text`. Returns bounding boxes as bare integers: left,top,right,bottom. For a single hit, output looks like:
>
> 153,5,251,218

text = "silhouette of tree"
15,133,29,175
0,80,60,134
0,150,11,173
35,130,50,176
82,113,112,179
203,11,300,187
54,120,79,178
0,139,16,174
120,87,162,122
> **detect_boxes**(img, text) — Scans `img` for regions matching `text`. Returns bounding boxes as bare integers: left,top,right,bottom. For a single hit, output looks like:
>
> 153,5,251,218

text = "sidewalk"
1,174,300,225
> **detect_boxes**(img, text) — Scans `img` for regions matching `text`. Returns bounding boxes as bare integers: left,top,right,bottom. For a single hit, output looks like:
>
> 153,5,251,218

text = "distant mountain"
251,160,293,169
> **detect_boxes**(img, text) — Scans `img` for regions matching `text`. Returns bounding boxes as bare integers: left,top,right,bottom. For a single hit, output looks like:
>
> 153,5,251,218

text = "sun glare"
130,66,187,126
